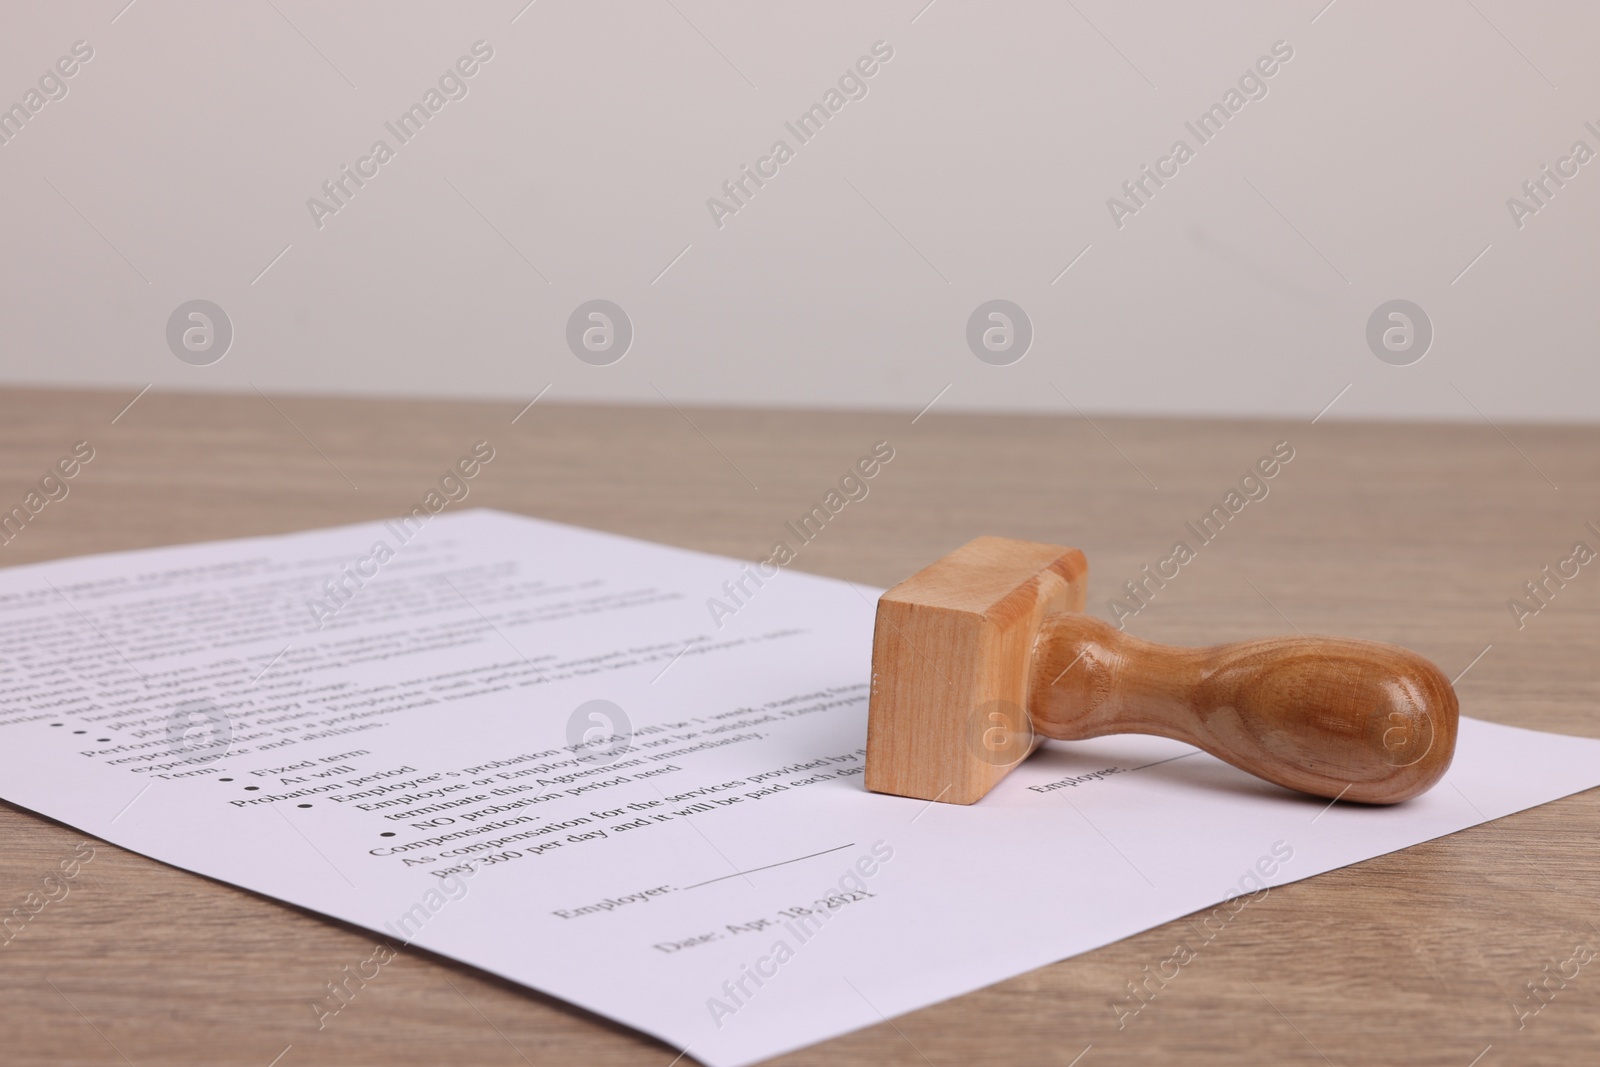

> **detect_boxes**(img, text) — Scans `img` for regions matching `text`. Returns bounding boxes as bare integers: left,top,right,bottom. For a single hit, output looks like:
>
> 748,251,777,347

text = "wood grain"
865,537,1087,804
1030,614,1459,803
2,386,1598,1067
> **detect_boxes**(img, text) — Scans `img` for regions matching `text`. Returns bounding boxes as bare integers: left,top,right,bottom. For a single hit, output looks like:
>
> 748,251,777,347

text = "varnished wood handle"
1027,615,1459,803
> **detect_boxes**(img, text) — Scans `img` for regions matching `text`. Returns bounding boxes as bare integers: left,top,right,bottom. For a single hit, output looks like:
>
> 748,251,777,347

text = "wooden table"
2,386,1596,1066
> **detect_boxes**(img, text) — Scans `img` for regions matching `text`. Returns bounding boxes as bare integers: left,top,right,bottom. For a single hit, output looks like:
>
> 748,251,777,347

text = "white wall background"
2,1,1597,421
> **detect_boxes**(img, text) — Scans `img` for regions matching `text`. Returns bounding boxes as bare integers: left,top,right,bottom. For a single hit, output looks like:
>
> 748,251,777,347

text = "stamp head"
864,537,1087,804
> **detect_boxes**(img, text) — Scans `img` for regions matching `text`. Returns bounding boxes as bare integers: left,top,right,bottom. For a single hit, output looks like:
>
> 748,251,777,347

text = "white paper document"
1,509,1597,1065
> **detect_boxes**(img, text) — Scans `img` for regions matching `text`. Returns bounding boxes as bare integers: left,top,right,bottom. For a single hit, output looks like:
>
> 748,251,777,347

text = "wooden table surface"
2,385,1597,1066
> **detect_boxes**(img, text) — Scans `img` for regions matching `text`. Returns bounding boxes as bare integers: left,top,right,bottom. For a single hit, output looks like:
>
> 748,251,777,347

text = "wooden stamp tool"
864,537,1458,806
